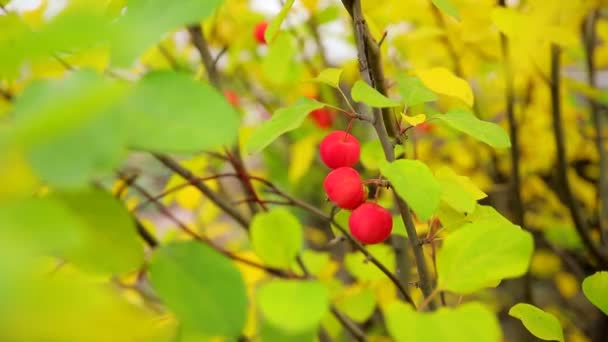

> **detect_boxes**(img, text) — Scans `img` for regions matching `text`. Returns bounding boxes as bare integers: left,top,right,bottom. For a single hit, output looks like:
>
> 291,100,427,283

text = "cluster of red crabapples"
320,130,393,244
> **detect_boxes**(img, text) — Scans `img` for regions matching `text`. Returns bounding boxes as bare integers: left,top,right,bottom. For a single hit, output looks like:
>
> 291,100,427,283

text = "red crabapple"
253,21,269,45
310,108,334,129
348,202,393,244
323,167,365,210
223,90,240,107
319,130,360,169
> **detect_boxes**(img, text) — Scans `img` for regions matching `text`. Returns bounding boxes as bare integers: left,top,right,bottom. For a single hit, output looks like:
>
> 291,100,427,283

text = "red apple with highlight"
323,167,365,210
349,202,393,244
319,130,360,169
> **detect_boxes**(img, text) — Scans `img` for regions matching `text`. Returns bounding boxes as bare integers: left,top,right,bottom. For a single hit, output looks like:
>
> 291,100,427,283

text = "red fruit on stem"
310,108,334,129
323,167,365,210
254,21,269,44
223,90,240,107
319,130,361,169
349,202,393,244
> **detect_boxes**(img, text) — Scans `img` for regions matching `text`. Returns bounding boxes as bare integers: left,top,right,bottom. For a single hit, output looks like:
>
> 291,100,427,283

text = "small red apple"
223,90,240,107
319,130,360,169
309,108,334,129
415,122,434,134
253,21,269,45
349,202,393,244
323,167,365,210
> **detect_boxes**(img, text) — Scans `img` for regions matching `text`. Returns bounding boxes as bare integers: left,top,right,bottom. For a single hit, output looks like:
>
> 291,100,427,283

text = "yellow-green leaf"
380,159,441,222
264,0,295,44
396,75,437,107
434,109,511,148
509,303,564,342
416,67,473,106
436,166,486,214
344,244,395,281
386,302,501,342
351,80,401,108
401,113,426,126
431,0,460,21
257,280,329,333
149,241,248,337
583,272,608,315
245,97,324,154
437,221,534,294
334,285,376,323
311,68,343,89
250,208,303,268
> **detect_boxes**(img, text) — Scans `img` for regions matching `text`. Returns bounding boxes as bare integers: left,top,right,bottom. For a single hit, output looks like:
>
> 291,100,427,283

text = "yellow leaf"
530,250,561,279
302,0,319,11
436,166,487,201
401,113,426,126
288,134,319,184
175,185,202,210
555,272,578,299
0,148,40,201
416,67,474,106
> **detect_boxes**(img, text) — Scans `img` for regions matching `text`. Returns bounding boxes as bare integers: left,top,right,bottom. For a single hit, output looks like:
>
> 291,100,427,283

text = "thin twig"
549,45,608,267
188,24,221,87
498,0,533,304
119,171,299,278
296,257,368,341
582,9,608,245
153,154,250,229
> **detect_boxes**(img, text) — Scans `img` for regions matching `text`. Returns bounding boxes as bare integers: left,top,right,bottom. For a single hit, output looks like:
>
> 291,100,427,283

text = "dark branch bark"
582,10,608,245
342,0,435,309
154,153,251,229
549,45,608,268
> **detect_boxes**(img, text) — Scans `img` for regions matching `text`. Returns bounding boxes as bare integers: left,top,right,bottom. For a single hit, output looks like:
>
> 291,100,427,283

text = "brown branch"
296,257,368,341
582,9,608,245
153,154,250,229
498,0,534,305
188,24,221,88
119,171,299,278
549,45,608,268
342,0,435,309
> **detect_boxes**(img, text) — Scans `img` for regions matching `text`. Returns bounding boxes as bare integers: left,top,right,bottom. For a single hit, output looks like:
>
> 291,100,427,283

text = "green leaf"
53,189,144,275
257,280,329,333
351,80,401,108
314,5,341,24
0,198,85,266
434,109,511,148
110,0,222,66
0,10,111,78
10,71,129,188
380,159,441,222
344,244,395,281
437,221,534,294
396,75,437,107
509,303,564,342
582,272,608,315
250,208,303,268
312,68,343,88
293,250,330,276
544,226,583,251
436,166,484,214
125,71,239,153
264,0,295,44
431,0,461,20
149,241,247,337
334,285,376,323
245,97,324,154
386,302,501,342
262,32,301,85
